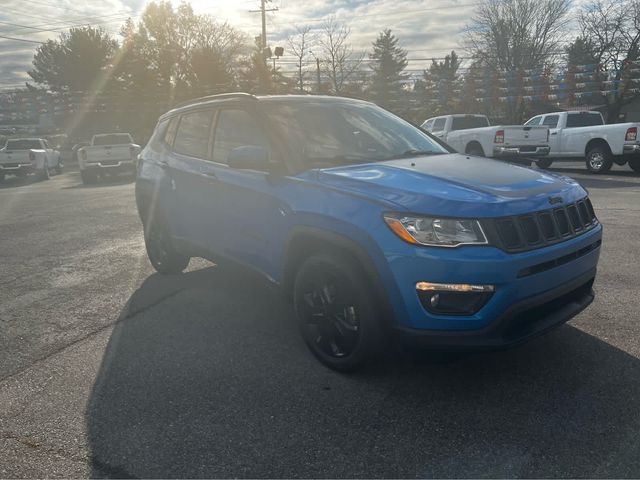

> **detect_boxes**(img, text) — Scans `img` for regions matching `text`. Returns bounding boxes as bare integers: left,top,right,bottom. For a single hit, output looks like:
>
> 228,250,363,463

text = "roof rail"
172,92,258,110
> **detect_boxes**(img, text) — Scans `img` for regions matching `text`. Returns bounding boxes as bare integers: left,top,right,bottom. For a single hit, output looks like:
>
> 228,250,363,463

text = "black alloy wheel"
294,253,384,371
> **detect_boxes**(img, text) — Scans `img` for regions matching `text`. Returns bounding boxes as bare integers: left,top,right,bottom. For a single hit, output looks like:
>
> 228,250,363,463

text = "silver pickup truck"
78,133,140,184
0,138,62,181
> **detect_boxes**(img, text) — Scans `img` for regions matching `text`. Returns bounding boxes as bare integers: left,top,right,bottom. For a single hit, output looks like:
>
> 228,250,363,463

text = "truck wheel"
80,170,98,185
629,158,640,174
144,217,190,274
586,146,613,173
466,143,485,157
536,159,553,169
293,252,385,372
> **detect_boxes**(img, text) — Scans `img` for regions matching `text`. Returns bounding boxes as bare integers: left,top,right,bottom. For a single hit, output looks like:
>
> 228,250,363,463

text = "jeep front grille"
483,197,598,253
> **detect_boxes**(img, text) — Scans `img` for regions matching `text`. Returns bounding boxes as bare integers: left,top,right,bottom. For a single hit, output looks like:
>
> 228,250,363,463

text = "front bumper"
623,143,640,155
382,222,602,335
397,268,595,349
493,145,550,158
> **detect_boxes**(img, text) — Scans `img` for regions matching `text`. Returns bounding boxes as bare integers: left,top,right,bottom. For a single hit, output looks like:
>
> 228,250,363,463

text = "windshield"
5,139,41,150
93,134,133,146
266,101,448,168
451,116,489,130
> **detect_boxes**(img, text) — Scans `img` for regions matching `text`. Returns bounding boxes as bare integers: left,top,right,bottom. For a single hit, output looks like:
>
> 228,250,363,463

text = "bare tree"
318,17,364,94
579,0,640,121
463,0,570,121
287,25,313,92
464,0,571,72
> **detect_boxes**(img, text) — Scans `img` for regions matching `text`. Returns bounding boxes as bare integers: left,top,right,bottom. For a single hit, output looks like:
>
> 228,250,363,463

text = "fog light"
416,282,495,315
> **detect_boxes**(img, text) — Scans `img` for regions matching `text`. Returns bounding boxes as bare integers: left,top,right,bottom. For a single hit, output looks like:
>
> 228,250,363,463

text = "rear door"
167,108,219,251
541,114,561,153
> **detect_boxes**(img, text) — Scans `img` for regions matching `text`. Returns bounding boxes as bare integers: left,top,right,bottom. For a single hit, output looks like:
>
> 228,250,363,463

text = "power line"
0,13,132,36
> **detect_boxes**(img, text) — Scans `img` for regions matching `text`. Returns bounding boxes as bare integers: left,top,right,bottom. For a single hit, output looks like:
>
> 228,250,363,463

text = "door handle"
550,132,558,135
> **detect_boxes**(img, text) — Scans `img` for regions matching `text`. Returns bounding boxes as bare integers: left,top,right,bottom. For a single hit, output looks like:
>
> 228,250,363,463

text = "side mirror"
227,146,270,170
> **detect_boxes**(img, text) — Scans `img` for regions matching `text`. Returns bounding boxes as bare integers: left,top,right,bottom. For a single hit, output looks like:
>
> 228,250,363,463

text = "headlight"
383,213,488,247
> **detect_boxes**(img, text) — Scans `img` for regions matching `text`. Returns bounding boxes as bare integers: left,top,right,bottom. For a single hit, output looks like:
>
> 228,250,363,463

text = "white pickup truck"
78,133,140,184
0,138,62,182
420,114,550,164
524,111,640,174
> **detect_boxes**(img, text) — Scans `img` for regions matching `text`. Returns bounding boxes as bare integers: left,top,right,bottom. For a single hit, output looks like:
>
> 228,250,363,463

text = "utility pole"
249,0,278,54
316,58,321,93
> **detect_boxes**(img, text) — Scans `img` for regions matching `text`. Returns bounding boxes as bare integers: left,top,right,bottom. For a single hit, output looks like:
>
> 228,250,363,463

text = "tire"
0,173,4,183
293,252,385,372
144,217,190,274
536,158,553,169
466,143,485,157
629,158,640,174
585,145,613,173
80,170,98,185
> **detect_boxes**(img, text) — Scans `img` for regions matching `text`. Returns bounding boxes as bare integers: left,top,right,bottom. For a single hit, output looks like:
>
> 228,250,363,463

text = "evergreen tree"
368,29,408,108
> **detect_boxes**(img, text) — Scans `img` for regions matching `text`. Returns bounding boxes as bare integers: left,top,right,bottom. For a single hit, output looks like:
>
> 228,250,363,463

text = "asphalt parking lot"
1,163,639,478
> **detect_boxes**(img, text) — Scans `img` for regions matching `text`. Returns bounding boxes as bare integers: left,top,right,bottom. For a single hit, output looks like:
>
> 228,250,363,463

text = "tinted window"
566,113,604,128
542,115,559,128
432,118,446,131
5,139,41,150
164,117,179,146
265,101,448,168
451,116,489,130
93,134,133,146
525,116,542,126
212,109,270,165
173,110,213,158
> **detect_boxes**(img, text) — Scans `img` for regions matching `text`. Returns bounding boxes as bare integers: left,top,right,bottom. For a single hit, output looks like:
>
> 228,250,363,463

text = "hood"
307,154,586,217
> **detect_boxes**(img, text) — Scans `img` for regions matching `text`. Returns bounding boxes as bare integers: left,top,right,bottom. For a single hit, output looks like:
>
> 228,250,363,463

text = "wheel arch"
281,226,396,324
465,140,485,156
585,138,612,157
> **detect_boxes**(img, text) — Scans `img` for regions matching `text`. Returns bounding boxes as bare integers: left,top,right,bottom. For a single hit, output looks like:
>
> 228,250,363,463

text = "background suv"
136,93,602,371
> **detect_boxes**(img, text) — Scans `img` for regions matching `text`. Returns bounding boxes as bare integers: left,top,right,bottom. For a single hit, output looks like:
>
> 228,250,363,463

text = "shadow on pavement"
0,175,50,189
87,265,640,478
63,175,135,189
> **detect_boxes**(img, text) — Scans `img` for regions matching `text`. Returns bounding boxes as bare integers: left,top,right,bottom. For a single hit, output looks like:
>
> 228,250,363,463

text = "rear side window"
212,109,270,165
173,110,213,158
566,113,603,128
451,116,489,131
432,118,446,132
164,117,179,146
542,115,559,128
525,116,542,126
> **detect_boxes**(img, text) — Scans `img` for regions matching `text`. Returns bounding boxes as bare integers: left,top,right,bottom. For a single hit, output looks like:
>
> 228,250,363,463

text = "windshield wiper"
393,149,445,158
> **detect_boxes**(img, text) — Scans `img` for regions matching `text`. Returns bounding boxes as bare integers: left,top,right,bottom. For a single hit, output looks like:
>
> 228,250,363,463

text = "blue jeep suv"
135,93,602,371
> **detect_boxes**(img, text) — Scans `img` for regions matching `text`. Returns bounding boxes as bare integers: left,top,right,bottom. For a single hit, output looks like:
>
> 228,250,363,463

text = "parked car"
524,110,640,173
136,93,602,371
78,133,140,184
420,114,550,164
0,137,62,182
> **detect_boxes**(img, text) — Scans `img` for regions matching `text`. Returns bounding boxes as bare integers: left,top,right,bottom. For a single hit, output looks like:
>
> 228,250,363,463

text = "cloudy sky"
0,0,577,90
